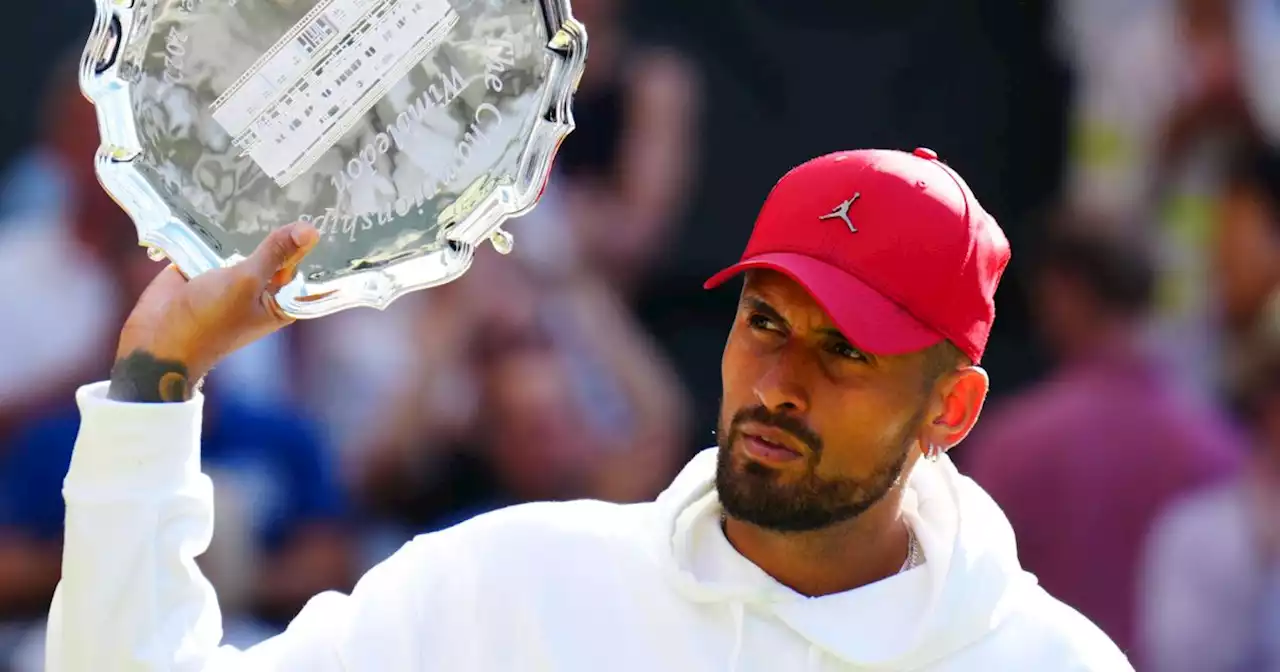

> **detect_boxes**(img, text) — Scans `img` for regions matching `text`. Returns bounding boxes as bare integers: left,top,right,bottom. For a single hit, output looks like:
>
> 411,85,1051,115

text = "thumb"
245,222,320,280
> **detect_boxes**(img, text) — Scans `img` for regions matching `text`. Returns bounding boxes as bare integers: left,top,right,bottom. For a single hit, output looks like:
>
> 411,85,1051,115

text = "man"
1216,143,1280,375
1133,145,1280,672
47,148,1130,670
963,221,1244,653
1138,339,1280,672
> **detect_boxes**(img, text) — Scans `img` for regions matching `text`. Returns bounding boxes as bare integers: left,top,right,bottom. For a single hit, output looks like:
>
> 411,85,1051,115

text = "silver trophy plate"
80,0,586,317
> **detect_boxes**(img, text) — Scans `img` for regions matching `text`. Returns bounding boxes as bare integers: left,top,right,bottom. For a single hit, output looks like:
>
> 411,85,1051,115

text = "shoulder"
962,384,1075,479
1144,481,1247,564
991,586,1134,671
1152,481,1243,530
969,380,1080,445
0,217,62,259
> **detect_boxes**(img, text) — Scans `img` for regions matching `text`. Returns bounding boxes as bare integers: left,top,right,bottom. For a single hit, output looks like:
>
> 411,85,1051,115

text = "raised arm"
48,383,437,671
44,223,432,671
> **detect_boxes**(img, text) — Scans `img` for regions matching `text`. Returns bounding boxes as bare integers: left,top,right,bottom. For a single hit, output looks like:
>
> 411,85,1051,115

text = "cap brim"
704,252,944,357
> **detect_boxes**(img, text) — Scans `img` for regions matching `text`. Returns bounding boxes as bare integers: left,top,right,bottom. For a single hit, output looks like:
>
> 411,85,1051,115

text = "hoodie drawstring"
727,602,744,671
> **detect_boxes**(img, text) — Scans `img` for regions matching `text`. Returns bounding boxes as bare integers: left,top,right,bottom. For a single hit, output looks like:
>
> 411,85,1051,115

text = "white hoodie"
47,382,1131,671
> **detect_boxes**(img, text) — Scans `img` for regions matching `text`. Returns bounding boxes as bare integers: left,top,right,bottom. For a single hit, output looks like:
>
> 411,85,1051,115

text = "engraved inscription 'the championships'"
308,35,517,244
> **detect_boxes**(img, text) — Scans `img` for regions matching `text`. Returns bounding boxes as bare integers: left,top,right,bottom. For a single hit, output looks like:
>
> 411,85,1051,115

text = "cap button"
913,147,938,160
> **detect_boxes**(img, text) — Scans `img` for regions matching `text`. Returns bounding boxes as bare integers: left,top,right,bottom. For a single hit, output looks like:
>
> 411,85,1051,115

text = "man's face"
716,271,937,532
1216,183,1280,328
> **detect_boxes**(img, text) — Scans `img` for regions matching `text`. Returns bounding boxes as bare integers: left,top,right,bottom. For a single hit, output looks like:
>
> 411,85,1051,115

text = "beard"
714,404,921,532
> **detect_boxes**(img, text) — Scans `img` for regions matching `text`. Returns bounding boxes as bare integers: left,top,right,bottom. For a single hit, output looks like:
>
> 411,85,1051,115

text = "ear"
923,366,990,453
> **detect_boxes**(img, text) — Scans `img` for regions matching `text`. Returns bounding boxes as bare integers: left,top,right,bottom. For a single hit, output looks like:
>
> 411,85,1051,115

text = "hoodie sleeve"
46,382,432,672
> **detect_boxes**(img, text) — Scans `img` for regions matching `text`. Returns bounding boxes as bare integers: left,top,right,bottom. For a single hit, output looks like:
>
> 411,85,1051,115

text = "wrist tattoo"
108,350,194,403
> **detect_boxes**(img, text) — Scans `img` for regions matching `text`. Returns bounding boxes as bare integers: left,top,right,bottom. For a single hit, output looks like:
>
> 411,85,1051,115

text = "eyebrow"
740,295,852,342
741,295,784,324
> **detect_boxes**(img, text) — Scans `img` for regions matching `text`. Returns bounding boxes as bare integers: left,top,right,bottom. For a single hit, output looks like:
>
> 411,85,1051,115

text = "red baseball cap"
704,148,1011,364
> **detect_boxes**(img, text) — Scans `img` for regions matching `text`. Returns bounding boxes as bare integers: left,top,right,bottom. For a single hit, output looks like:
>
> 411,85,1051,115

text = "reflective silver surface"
81,0,586,317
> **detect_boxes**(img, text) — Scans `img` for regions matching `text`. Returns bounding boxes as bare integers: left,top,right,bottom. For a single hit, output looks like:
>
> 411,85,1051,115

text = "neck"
722,489,911,597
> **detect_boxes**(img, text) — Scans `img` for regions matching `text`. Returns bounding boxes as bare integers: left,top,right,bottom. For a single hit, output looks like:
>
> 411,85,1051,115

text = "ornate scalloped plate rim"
79,0,587,318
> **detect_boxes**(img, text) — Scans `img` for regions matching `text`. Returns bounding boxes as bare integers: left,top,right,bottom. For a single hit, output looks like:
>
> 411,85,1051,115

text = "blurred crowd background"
0,0,1277,669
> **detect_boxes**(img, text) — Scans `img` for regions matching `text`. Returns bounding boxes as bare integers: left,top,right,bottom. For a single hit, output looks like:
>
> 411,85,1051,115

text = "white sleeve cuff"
63,381,207,501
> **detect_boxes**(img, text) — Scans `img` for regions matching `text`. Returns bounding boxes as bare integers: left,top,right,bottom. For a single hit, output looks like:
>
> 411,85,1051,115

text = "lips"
744,433,798,454
737,423,809,464
739,423,807,456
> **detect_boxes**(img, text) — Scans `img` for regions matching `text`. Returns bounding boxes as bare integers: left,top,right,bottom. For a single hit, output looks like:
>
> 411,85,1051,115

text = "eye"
746,312,782,333
828,339,868,362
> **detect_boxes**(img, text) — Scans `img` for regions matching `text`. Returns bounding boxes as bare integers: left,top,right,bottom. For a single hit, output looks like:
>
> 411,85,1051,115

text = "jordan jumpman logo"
818,193,860,232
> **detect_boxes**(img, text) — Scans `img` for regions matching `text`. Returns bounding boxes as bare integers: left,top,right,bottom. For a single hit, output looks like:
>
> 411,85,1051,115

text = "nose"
752,354,810,415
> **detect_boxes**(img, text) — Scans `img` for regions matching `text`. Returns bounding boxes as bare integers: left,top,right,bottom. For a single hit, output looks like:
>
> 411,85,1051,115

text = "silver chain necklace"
899,525,925,573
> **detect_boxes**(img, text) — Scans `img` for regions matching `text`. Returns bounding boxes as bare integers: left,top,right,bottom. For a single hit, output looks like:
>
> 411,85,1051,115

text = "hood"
647,447,1038,670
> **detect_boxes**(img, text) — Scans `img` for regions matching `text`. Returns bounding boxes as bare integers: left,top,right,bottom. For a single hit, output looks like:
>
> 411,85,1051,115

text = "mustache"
728,405,823,456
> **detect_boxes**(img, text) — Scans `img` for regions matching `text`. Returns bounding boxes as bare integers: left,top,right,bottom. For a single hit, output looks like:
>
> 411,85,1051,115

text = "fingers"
243,222,320,326
267,264,300,294
267,247,309,294
245,221,320,282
